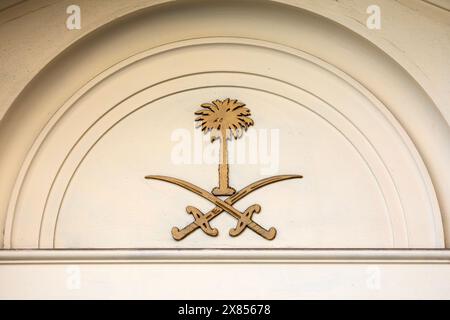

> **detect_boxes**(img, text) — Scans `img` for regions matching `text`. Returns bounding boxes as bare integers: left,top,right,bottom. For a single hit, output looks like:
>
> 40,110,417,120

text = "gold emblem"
145,98,302,240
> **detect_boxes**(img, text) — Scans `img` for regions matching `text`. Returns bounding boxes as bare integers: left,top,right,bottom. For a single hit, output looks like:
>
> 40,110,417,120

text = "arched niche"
0,0,448,249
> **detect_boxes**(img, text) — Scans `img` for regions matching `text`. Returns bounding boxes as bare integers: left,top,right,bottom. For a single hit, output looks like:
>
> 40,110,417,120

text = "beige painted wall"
1,250,450,299
1,0,449,248
0,0,449,123
0,0,449,299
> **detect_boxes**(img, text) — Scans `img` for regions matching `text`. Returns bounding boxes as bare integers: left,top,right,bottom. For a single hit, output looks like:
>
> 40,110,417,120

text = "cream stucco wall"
0,0,449,299
1,0,449,248
0,0,449,123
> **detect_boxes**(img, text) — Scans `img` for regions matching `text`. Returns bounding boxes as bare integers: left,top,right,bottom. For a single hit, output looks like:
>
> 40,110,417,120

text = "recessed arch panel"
0,0,448,249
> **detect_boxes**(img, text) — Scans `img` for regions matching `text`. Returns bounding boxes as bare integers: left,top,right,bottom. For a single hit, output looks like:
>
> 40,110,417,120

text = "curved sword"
145,174,302,240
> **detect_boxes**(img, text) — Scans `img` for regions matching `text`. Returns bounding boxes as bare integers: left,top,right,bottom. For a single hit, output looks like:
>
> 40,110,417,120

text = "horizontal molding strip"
0,249,449,264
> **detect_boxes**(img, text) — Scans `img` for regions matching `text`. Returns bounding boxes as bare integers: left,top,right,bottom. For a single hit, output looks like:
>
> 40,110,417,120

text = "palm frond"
195,99,254,141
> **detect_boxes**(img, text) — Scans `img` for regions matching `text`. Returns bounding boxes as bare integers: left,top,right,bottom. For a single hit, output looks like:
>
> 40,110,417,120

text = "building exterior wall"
0,0,449,298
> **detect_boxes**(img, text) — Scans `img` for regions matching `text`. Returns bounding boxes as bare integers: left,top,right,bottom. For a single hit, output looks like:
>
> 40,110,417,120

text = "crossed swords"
145,174,302,240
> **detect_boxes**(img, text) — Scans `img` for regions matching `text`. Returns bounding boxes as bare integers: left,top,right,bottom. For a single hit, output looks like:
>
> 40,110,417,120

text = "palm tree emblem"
195,98,254,196
145,98,303,240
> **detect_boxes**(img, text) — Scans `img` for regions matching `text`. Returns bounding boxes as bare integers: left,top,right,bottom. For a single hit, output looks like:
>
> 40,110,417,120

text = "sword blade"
146,175,248,220
145,175,302,239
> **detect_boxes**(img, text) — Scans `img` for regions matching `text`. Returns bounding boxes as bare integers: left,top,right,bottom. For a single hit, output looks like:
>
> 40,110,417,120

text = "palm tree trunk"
212,129,236,196
219,129,229,188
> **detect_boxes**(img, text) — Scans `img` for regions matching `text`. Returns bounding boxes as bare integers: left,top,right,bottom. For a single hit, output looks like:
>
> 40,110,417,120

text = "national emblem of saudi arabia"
146,98,302,240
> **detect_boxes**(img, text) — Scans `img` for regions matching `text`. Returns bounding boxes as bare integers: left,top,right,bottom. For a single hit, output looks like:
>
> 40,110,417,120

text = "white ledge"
0,249,449,264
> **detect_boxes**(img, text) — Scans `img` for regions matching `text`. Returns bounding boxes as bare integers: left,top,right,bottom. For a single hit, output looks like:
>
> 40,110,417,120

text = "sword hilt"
248,223,277,240
171,225,197,241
